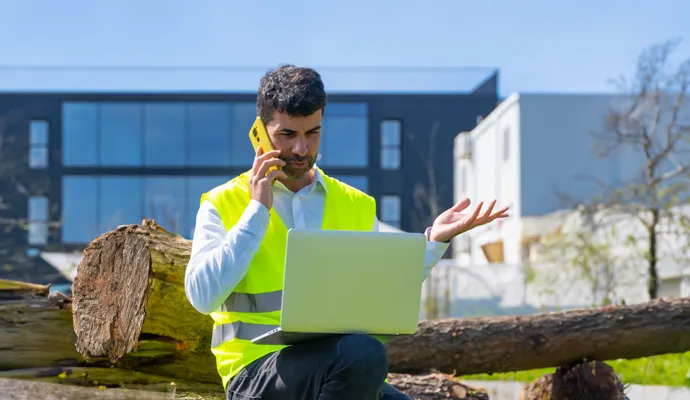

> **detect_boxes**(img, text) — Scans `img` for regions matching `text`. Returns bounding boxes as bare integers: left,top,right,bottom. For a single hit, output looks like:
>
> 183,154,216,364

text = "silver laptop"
252,228,427,345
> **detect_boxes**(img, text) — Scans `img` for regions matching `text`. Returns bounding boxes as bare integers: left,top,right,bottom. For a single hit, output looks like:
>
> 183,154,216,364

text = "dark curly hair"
257,64,327,123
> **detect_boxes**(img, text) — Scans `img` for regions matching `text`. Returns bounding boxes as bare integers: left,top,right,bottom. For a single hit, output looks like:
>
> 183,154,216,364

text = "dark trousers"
225,334,411,400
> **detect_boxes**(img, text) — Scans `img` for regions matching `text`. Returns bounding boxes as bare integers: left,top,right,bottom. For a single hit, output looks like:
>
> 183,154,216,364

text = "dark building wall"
364,93,498,231
0,95,66,283
0,87,498,282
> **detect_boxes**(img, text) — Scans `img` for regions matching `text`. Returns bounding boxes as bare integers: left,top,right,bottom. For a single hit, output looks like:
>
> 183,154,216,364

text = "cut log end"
72,224,154,363
522,360,629,400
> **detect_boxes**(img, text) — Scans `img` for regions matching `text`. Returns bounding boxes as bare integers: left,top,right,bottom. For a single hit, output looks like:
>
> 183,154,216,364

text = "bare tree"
588,38,690,299
408,121,452,318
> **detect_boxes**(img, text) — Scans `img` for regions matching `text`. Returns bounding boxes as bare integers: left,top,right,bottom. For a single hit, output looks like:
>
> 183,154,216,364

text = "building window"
143,176,186,233
100,103,143,166
229,102,258,167
503,127,510,161
331,175,369,193
62,176,99,244
188,103,233,166
62,103,98,166
319,103,369,167
381,195,401,228
143,103,186,166
62,175,231,243
187,176,231,238
29,120,49,168
99,176,142,233
380,120,401,170
28,196,48,245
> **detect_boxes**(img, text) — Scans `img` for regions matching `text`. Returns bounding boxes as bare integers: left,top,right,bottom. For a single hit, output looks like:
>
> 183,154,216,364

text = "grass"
459,352,690,387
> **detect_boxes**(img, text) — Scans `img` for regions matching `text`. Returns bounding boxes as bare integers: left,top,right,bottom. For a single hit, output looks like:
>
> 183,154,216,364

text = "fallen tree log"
0,284,81,370
387,297,690,375
0,374,489,400
0,282,489,400
72,221,690,376
0,377,172,400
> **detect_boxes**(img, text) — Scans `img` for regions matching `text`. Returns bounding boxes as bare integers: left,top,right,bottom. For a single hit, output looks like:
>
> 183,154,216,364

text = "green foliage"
459,352,690,387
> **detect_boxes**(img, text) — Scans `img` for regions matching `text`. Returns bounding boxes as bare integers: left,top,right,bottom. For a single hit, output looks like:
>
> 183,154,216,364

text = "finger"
257,158,286,179
251,146,264,175
471,201,484,219
461,201,483,228
254,150,282,177
451,197,471,212
490,206,510,219
257,149,281,164
478,200,496,222
264,169,288,183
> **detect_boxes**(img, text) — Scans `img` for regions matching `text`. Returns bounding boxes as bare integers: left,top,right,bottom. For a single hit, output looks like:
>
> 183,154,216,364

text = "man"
184,64,509,400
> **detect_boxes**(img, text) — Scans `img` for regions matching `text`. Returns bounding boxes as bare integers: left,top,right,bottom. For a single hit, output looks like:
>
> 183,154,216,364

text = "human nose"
292,137,308,157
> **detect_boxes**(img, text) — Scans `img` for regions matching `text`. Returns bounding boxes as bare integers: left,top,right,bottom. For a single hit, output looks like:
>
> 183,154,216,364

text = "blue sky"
1,0,689,95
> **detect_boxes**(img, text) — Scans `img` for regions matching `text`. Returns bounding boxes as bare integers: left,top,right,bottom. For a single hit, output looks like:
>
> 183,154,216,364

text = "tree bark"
71,221,220,383
0,284,81,371
0,377,172,400
0,282,485,400
0,375,487,400
387,296,690,375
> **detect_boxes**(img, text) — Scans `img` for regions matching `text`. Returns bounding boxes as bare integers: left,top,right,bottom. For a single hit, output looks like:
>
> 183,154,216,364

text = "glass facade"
331,175,369,193
62,101,369,168
62,174,370,243
319,103,368,167
62,102,257,167
61,175,231,243
59,100,371,244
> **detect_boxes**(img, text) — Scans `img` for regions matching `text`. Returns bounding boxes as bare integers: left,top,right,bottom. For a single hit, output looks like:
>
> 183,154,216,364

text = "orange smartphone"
248,116,281,176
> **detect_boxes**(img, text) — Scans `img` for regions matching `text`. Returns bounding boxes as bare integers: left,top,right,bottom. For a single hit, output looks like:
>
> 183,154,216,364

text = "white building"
448,93,690,308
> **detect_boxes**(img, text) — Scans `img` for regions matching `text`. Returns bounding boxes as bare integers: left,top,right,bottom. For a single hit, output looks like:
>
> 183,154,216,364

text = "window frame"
380,194,402,228
29,120,49,169
27,195,49,245
380,119,402,170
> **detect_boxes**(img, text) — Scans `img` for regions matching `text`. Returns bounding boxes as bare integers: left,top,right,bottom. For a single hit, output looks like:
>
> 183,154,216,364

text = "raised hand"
428,197,509,243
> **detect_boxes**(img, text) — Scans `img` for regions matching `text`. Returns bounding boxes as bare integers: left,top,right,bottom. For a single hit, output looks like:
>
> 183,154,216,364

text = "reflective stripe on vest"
211,321,278,347
211,291,284,347
222,290,282,313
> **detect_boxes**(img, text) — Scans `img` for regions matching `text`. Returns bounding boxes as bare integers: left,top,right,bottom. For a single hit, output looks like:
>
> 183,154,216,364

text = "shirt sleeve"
184,199,270,315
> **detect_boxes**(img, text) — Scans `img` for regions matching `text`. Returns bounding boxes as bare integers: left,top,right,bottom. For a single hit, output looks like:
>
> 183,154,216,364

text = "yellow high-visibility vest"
200,168,377,388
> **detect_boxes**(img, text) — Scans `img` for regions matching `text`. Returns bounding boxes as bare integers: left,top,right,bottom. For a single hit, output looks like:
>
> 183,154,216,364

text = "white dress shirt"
184,168,450,315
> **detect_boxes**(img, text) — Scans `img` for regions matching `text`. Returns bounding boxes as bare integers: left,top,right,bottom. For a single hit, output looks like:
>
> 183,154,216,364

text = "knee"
336,334,388,376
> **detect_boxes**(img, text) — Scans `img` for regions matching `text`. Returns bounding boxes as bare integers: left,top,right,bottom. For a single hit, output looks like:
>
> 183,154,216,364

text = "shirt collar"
312,165,328,193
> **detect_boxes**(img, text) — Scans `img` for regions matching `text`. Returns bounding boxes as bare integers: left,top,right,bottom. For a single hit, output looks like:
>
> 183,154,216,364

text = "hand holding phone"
248,117,281,176
248,117,287,209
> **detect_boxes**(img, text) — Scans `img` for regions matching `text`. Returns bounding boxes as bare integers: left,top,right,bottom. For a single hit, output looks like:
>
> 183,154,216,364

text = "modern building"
0,66,500,284
450,92,690,304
